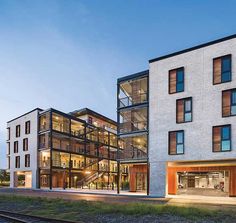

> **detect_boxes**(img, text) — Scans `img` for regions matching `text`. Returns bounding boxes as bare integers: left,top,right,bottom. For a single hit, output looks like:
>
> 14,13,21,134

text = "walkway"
0,188,236,210
52,188,147,196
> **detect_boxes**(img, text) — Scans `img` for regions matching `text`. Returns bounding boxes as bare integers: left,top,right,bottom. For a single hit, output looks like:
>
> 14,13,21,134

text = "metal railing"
118,147,147,160
119,93,147,108
119,121,147,133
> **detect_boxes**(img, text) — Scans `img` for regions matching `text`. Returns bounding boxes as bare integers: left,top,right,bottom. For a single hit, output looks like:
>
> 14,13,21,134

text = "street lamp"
62,163,66,190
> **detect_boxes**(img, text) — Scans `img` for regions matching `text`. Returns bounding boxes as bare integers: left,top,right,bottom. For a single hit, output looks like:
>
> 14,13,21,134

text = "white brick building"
149,34,236,197
7,108,41,188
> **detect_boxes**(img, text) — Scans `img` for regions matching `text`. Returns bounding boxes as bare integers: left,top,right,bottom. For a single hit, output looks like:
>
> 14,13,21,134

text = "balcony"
120,121,147,134
119,93,147,108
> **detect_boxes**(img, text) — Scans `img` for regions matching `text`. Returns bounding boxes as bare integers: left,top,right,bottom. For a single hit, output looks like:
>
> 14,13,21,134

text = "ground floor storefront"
39,163,149,194
13,171,32,188
120,163,148,193
168,161,236,197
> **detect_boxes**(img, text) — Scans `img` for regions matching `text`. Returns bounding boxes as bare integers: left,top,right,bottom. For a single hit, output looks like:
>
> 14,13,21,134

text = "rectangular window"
222,89,236,117
7,128,10,140
16,125,20,137
88,117,93,124
15,156,20,168
169,67,184,94
176,97,192,123
23,138,28,151
169,130,184,155
25,121,30,134
8,157,10,169
213,125,231,152
25,154,30,167
7,142,10,155
232,90,236,115
213,55,231,84
14,141,18,153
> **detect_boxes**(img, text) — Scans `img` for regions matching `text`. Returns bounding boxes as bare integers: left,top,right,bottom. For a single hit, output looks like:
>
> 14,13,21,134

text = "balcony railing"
119,121,147,134
40,160,50,168
119,93,147,108
118,146,147,160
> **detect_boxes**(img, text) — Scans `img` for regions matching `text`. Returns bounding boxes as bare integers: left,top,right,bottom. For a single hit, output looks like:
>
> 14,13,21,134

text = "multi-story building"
117,71,149,194
148,34,236,197
7,34,236,197
7,108,41,188
116,34,236,197
7,108,119,190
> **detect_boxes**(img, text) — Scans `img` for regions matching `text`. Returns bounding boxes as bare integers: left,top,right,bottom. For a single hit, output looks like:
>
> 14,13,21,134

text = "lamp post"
62,163,66,190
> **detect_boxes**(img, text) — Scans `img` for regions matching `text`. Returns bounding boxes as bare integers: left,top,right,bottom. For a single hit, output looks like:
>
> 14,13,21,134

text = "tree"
0,169,10,183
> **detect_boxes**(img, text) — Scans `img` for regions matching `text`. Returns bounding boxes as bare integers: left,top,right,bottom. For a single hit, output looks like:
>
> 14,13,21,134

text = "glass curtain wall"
117,72,149,194
119,76,148,108
38,109,118,190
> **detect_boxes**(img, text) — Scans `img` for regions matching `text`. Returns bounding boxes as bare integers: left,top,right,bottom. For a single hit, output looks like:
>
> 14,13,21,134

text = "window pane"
231,105,236,115
185,100,191,112
232,91,236,104
177,132,183,143
222,140,230,151
185,113,192,122
177,70,184,82
222,126,230,140
222,71,231,82
177,144,184,154
176,83,184,92
222,57,231,73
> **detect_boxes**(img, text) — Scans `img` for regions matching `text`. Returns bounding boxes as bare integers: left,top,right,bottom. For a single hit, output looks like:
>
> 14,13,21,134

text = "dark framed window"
213,55,231,85
169,130,184,155
16,125,20,137
25,121,30,134
88,117,93,124
7,128,10,140
222,89,236,117
176,97,192,123
7,142,10,155
8,157,10,170
23,138,28,151
169,67,184,94
14,141,18,153
15,156,20,168
232,90,236,115
25,154,30,167
213,125,231,152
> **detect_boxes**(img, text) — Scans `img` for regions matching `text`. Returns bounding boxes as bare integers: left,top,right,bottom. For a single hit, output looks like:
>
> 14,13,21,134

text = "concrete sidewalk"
0,188,236,210
167,194,236,207
51,188,147,197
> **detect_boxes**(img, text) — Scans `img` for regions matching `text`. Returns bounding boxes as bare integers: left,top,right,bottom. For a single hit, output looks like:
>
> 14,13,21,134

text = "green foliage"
0,194,234,222
0,170,10,183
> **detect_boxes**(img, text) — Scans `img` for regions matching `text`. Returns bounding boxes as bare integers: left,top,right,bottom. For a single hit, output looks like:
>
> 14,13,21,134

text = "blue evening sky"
0,0,236,168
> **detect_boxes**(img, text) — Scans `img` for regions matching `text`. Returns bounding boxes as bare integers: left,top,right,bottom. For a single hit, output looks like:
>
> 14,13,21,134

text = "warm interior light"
85,171,91,174
55,116,59,120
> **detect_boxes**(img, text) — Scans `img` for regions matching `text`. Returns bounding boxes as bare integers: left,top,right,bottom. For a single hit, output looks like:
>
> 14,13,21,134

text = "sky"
0,0,236,168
